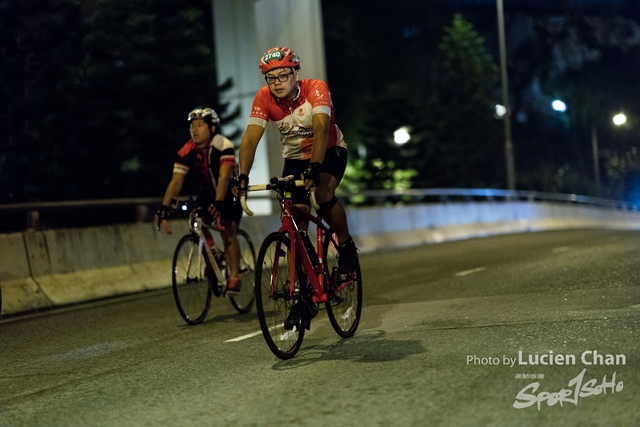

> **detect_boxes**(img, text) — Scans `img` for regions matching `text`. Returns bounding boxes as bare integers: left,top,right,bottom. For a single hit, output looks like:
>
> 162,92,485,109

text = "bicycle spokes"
324,233,362,338
172,234,212,325
229,229,256,314
255,232,305,359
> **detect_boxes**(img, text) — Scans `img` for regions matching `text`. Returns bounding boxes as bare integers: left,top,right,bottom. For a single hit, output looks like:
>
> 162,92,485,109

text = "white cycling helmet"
187,106,220,127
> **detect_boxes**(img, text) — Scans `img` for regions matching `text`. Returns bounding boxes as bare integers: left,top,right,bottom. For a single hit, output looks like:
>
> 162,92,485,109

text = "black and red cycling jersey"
173,134,237,197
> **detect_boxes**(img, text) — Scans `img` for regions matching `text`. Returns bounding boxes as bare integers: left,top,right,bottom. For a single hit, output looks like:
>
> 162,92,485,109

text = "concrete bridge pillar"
212,0,326,214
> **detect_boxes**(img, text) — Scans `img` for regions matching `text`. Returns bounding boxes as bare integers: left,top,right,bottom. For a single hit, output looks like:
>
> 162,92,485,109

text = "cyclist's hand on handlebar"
209,200,226,231
302,162,321,191
208,200,222,218
232,174,249,197
155,205,173,235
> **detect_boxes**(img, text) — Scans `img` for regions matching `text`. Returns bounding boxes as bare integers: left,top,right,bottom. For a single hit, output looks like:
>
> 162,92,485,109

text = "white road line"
225,317,329,343
225,330,265,342
454,267,486,277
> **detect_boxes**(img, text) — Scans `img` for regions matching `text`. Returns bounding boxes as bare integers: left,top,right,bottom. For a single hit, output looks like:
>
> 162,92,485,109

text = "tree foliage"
323,1,640,201
431,14,502,188
0,0,236,204
343,14,502,191
511,8,640,198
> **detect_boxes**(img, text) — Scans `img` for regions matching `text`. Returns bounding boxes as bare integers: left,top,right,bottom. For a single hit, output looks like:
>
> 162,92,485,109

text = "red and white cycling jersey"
248,79,346,160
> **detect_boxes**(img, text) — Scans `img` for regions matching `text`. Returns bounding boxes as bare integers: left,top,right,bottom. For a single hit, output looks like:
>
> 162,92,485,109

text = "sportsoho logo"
466,349,626,411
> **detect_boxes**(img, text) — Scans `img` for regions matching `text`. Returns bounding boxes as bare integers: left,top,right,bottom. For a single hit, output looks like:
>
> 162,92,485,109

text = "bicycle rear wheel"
255,232,306,359
172,234,212,325
324,231,362,338
229,229,256,313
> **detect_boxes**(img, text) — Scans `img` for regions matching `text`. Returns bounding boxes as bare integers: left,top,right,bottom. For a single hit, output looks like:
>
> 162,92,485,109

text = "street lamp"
552,100,567,112
393,126,411,145
613,113,627,126
497,0,516,191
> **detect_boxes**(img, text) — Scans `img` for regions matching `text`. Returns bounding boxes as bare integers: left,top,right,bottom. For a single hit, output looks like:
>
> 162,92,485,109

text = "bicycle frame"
188,211,226,287
242,177,340,305
280,198,331,304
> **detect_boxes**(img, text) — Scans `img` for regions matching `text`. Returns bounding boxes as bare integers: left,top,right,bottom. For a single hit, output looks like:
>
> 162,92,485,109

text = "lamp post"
591,125,602,197
612,113,628,198
591,113,626,198
497,0,516,191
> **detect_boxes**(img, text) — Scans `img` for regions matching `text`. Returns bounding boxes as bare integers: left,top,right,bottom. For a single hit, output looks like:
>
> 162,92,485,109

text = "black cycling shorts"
281,146,347,206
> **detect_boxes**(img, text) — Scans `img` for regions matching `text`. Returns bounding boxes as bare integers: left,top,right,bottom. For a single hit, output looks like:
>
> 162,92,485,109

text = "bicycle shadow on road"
271,329,426,370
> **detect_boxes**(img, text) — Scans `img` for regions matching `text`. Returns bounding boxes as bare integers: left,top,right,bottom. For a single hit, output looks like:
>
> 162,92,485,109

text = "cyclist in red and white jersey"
157,107,244,294
236,46,358,275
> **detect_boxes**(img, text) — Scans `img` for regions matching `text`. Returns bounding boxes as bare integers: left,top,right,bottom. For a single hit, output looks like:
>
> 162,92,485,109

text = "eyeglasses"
265,71,293,84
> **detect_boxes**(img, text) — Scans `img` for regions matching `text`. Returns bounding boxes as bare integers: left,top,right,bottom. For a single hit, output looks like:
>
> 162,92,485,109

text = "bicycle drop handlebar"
239,175,319,217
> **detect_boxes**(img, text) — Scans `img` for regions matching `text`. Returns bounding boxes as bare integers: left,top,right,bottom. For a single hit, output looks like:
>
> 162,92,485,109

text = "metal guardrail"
0,189,636,231
0,197,166,230
349,188,635,211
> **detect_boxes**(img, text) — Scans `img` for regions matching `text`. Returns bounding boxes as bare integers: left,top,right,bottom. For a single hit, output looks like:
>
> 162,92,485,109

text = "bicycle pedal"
307,302,318,319
284,301,302,330
224,288,242,297
330,294,344,305
336,273,353,283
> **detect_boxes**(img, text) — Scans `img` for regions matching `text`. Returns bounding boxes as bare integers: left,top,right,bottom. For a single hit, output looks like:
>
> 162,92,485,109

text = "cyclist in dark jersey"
157,107,244,294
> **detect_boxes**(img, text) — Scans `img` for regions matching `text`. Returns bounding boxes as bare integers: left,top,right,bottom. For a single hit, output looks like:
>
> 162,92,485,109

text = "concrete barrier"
0,233,51,314
1,201,639,316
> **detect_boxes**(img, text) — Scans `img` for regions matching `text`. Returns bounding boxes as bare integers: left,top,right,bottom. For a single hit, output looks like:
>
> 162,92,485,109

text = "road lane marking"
553,246,570,253
454,267,486,277
225,330,265,342
225,317,329,343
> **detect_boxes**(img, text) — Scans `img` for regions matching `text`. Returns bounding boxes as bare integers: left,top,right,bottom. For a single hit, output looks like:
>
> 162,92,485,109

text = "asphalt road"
1,229,639,427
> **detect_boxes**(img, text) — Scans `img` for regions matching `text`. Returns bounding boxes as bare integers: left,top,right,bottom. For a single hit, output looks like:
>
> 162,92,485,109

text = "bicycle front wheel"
255,232,306,359
172,234,212,325
324,231,362,338
229,229,256,313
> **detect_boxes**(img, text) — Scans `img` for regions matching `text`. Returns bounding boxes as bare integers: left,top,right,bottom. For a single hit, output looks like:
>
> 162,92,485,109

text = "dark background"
1,0,639,229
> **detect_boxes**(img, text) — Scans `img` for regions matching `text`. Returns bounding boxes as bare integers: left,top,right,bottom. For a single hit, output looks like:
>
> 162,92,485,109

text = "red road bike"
241,176,362,359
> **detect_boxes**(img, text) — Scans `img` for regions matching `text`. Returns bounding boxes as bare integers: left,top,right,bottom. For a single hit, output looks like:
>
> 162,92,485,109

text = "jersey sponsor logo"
297,108,304,116
279,123,313,139
251,104,268,120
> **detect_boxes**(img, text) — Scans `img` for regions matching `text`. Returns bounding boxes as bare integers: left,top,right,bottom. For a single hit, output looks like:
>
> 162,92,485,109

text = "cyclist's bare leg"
315,172,351,242
292,205,310,233
220,220,240,278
